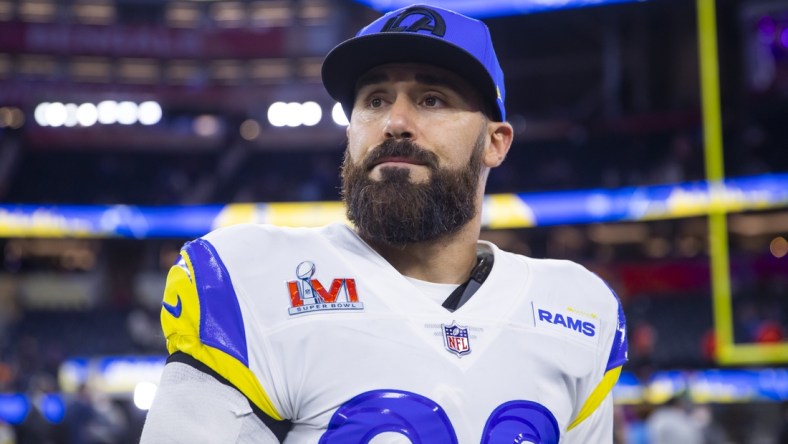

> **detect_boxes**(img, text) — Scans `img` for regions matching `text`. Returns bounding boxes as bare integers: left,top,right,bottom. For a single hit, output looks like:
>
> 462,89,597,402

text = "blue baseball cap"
321,4,506,122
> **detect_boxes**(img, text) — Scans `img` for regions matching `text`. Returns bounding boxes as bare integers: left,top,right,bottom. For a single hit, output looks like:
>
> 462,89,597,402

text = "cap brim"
321,33,501,121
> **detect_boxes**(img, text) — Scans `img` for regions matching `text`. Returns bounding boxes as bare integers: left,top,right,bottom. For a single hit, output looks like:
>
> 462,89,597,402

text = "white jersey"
159,223,627,443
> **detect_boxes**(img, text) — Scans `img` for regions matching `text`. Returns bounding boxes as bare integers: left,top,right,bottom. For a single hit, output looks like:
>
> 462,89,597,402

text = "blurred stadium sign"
0,173,786,239
613,368,788,405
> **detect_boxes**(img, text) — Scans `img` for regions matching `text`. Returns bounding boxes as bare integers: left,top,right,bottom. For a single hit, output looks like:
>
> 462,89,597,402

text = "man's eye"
369,97,383,108
424,96,441,107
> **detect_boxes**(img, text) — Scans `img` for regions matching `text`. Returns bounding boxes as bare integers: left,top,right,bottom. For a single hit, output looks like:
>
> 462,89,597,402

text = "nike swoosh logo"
162,295,183,318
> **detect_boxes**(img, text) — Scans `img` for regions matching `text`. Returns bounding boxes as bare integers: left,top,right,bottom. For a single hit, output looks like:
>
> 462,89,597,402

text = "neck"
361,217,482,285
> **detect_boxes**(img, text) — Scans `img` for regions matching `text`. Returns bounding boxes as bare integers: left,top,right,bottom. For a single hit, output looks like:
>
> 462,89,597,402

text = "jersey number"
318,389,559,444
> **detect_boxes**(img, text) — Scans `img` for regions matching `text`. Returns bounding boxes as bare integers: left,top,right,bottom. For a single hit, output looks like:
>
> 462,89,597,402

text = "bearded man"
141,4,627,443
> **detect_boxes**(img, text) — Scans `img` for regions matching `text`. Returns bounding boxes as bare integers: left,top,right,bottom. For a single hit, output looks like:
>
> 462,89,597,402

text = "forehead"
355,63,479,96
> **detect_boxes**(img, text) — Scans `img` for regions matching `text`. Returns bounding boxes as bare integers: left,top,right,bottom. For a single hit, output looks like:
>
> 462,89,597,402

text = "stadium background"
0,0,786,442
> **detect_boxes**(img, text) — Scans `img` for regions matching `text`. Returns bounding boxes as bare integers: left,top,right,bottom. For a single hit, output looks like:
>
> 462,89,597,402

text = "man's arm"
140,361,280,444
145,234,292,443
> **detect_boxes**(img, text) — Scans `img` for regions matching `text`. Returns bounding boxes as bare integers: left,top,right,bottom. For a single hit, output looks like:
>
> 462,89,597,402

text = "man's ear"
483,121,514,168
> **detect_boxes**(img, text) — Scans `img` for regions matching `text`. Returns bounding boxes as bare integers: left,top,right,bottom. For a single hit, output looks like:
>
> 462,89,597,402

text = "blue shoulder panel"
606,293,628,371
183,238,249,367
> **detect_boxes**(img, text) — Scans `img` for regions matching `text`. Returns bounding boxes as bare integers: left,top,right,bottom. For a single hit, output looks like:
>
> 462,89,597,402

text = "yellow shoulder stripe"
161,249,284,421
566,365,622,431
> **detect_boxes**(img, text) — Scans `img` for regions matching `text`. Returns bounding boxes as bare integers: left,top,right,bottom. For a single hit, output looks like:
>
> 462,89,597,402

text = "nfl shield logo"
442,322,471,357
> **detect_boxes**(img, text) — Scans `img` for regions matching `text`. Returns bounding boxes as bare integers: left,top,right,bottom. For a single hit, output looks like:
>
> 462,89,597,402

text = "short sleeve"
160,238,284,421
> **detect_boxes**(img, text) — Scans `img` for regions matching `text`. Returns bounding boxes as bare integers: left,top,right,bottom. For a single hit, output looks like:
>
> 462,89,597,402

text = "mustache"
361,139,440,171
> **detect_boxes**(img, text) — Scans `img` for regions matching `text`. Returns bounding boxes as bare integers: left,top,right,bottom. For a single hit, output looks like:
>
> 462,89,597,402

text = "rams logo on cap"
381,6,446,37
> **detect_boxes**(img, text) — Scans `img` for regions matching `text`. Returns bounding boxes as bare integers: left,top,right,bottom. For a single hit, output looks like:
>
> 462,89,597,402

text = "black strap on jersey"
167,352,293,442
441,249,494,312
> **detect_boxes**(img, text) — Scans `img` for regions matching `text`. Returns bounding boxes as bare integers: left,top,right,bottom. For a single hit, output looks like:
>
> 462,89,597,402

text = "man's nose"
383,97,415,140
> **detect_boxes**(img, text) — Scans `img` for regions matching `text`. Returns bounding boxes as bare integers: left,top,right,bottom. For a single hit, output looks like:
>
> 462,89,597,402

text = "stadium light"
34,102,50,126
97,100,119,124
34,100,163,127
284,102,301,127
64,104,79,127
239,119,261,140
301,101,322,127
117,101,138,125
0,107,25,129
193,114,221,137
267,101,289,127
771,236,788,258
45,102,67,127
268,101,326,128
138,101,163,125
332,103,349,126
133,381,158,410
77,103,99,127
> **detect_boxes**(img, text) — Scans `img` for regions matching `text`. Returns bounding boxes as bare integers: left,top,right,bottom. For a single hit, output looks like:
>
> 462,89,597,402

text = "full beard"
341,133,485,247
